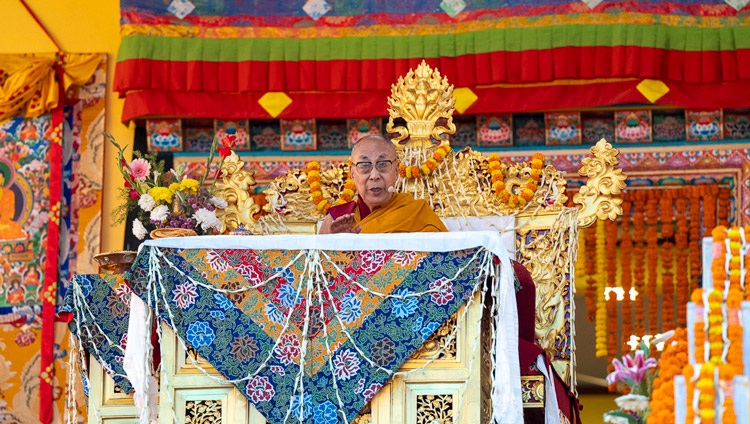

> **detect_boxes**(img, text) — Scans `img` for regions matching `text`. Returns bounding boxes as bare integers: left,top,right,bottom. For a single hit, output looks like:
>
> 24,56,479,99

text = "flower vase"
93,251,138,274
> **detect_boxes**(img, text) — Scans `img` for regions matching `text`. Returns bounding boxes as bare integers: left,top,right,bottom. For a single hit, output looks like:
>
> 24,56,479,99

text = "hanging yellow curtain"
0,53,104,121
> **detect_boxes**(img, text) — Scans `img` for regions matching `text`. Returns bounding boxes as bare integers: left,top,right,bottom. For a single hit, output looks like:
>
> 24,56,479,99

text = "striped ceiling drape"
115,1,750,121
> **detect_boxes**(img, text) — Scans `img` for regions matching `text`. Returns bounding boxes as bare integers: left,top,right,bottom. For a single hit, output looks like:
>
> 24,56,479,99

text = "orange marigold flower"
307,161,321,171
344,180,356,190
488,153,501,162
691,289,704,305
410,167,420,178
521,188,535,201
712,225,727,241
307,175,321,184
492,181,505,191
398,165,406,177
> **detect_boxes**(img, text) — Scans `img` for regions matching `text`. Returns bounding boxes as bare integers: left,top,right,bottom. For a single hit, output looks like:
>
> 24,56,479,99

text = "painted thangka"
68,234,520,424
0,55,106,423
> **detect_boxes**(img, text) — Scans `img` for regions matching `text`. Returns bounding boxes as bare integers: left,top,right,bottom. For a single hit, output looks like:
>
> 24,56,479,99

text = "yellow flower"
149,186,173,203
169,182,180,193
180,178,200,193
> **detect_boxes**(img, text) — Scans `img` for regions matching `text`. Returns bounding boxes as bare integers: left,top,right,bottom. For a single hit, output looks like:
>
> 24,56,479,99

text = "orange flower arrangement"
675,197,689,327
745,225,750,301
646,328,687,424
487,152,544,208
645,197,659,334
702,185,718,237
398,144,451,179
306,161,355,213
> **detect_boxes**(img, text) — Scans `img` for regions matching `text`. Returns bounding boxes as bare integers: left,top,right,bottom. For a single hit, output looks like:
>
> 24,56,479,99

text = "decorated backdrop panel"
0,54,106,424
116,1,750,120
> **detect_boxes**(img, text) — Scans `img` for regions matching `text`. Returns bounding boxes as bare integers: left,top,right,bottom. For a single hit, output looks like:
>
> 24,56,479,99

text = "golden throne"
208,61,627,423
85,61,625,424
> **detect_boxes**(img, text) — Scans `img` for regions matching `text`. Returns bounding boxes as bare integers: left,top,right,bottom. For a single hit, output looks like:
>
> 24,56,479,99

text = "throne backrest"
214,61,627,390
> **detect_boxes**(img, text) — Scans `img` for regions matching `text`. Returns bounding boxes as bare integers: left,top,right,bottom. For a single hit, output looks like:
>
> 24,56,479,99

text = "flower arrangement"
108,131,236,239
604,342,658,423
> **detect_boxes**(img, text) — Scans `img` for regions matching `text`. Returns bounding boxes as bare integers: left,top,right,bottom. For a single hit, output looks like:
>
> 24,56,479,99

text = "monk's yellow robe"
329,193,447,233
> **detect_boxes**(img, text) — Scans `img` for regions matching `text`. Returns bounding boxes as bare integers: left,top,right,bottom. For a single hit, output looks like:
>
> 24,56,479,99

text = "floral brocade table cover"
69,232,520,424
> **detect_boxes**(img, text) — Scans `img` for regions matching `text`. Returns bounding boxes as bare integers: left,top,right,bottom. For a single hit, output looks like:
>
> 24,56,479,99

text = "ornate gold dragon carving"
214,152,261,234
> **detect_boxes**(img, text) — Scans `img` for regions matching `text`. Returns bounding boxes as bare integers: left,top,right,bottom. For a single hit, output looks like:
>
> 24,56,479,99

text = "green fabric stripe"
117,24,750,62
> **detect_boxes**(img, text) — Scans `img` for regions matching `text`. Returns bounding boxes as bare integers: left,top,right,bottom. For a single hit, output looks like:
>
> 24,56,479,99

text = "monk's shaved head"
351,134,396,158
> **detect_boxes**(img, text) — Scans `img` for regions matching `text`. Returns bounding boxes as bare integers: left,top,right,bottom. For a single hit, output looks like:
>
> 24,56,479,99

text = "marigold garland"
595,218,608,357
645,196,659,335
660,195,675,327
632,198,647,336
620,200,633,353
688,188,703,298
718,187,731,228
398,144,451,179
585,224,598,323
306,161,355,213
706,289,723,363
745,226,750,301
696,363,716,423
605,219,619,375
487,152,544,208
691,289,707,363
675,197,690,327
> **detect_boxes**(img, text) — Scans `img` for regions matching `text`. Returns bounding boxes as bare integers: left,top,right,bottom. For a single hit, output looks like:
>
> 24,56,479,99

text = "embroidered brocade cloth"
70,233,521,423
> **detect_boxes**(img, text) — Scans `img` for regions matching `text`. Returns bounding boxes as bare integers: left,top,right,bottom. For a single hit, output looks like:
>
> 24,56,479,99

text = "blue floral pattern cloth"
87,245,490,423
64,273,133,393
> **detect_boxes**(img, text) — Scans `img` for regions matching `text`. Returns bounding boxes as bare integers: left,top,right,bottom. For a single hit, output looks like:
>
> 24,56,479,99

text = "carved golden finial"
214,152,261,233
386,60,456,148
573,138,628,227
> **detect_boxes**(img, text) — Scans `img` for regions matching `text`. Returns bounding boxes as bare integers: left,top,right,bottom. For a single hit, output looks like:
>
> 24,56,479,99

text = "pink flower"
606,350,657,386
129,158,151,182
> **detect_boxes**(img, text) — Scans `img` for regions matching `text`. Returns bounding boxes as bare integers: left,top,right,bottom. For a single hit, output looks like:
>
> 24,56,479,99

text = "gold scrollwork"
214,152,261,233
416,394,453,424
574,138,627,228
520,375,545,408
412,313,457,360
185,399,222,424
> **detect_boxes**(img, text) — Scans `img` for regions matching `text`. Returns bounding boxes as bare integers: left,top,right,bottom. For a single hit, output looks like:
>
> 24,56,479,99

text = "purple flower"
606,350,657,386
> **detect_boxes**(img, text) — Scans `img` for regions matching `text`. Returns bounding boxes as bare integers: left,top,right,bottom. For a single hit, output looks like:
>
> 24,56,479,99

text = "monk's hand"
329,214,361,234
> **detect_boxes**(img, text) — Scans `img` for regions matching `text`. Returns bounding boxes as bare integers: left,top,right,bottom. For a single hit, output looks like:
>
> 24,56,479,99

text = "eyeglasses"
354,160,395,175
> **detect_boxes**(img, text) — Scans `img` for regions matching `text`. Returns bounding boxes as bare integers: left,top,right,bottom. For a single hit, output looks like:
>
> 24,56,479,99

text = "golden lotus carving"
386,60,456,148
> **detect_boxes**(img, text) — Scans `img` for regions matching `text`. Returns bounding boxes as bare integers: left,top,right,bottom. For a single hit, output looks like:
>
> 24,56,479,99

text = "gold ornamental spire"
386,60,456,148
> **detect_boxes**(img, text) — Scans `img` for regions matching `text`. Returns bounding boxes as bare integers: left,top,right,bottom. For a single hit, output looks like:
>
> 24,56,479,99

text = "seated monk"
319,134,447,234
